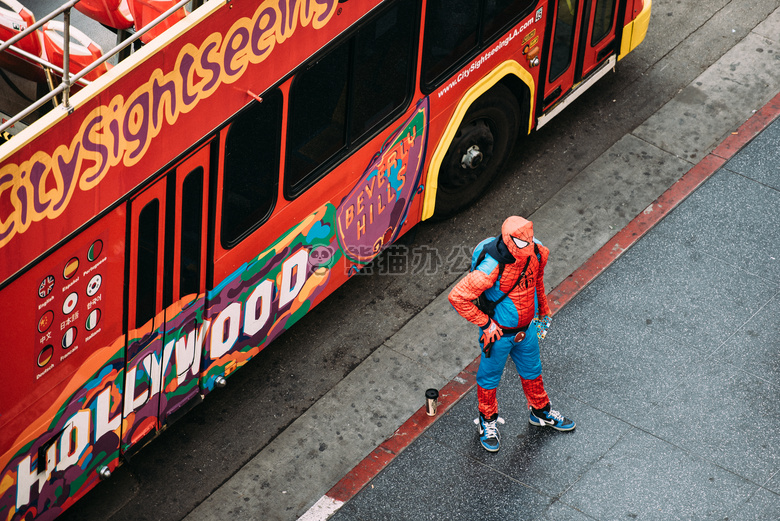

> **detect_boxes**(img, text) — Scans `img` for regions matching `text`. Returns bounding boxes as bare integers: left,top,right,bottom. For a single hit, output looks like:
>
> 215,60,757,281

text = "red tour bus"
0,0,650,518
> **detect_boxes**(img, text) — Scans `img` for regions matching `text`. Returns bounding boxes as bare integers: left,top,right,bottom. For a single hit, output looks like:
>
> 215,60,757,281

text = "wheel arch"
421,60,535,221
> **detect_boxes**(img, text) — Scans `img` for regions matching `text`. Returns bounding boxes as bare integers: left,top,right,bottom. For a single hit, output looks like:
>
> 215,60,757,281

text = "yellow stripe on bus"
619,0,652,61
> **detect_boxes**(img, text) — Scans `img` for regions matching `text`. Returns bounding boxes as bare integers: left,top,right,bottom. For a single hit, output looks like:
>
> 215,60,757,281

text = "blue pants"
477,319,542,390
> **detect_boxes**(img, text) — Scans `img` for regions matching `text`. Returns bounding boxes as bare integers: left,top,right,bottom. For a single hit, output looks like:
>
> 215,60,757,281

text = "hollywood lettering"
10,246,312,510
0,0,338,250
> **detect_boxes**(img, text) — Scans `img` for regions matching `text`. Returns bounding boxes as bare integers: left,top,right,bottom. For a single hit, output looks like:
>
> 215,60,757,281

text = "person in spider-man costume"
449,216,575,452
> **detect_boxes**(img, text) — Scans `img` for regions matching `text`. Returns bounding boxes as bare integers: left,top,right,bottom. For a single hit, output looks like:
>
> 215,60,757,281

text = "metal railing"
0,0,192,135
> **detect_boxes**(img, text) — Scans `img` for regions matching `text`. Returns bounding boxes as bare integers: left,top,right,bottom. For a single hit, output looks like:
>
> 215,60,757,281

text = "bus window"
422,0,479,87
286,44,350,193
422,0,536,90
591,0,616,45
549,0,579,81
179,168,203,296
221,89,283,248
351,1,415,140
483,0,537,42
136,200,160,326
286,0,416,198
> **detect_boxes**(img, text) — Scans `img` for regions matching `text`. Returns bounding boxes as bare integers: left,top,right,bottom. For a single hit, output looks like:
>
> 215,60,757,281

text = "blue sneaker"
474,414,504,452
529,406,575,431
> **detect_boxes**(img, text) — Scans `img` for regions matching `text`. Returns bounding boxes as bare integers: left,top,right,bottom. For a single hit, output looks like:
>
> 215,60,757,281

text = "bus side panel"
202,100,429,391
0,0,382,286
625,0,646,24
0,206,126,520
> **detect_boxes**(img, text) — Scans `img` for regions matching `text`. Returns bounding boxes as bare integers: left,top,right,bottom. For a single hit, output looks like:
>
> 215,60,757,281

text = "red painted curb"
318,92,780,511
550,90,780,313
328,357,479,503
548,152,725,314
712,91,780,160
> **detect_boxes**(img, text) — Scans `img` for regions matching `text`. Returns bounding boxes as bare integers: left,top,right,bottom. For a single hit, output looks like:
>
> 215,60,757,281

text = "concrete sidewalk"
184,7,780,521
324,97,780,521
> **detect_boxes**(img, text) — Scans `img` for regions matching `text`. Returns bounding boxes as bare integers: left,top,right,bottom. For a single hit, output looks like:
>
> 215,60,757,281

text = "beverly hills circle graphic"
336,99,428,264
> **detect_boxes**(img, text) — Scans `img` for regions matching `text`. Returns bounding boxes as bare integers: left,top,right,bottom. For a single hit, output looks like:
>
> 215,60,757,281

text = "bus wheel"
433,84,520,219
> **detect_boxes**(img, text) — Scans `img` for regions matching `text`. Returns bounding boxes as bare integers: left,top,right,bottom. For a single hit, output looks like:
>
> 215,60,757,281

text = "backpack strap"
489,255,530,308
478,242,541,313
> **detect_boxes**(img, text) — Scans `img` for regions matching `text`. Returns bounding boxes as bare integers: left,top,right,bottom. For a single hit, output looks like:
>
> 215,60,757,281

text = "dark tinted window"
422,0,479,86
591,0,616,45
484,0,537,41
136,200,159,326
422,0,536,89
286,0,415,198
351,5,415,140
180,168,203,295
286,45,349,192
221,89,282,247
549,0,578,80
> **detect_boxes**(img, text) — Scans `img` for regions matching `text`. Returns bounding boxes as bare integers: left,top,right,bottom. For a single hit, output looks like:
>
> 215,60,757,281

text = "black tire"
432,83,521,219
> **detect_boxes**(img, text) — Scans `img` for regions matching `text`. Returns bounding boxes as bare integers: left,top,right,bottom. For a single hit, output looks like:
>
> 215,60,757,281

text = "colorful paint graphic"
118,203,344,453
0,340,125,521
0,99,428,520
200,204,341,390
336,98,429,263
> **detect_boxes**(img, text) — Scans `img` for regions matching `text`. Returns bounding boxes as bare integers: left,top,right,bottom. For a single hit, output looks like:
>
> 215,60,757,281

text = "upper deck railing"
0,0,195,135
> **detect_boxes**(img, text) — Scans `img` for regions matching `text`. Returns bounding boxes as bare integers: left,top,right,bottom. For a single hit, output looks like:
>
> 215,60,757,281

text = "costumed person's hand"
536,315,552,340
481,319,503,345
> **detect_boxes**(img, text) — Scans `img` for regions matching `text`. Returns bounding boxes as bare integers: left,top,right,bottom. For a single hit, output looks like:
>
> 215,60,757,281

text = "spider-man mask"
502,216,534,259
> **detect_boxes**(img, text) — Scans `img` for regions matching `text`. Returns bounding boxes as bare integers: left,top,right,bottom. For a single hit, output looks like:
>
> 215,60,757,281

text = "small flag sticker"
38,310,54,333
62,327,77,349
37,345,53,367
63,257,79,279
63,292,78,315
38,275,55,298
87,274,102,297
86,309,101,331
88,240,103,262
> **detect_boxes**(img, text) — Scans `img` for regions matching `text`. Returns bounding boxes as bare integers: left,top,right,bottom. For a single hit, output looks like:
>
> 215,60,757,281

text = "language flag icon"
62,327,77,349
63,292,78,315
88,240,103,262
64,257,79,279
87,274,102,297
37,345,53,367
38,310,54,333
86,309,101,331
38,275,55,298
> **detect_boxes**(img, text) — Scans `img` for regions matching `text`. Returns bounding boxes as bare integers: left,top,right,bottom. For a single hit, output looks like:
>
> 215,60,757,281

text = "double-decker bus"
0,0,650,518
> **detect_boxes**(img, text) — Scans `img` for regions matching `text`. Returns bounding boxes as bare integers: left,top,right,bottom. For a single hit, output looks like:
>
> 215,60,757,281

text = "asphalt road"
56,1,780,520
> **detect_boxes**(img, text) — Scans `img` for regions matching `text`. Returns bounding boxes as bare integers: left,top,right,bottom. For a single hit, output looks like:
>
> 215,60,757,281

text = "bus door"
122,143,211,453
540,0,621,113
